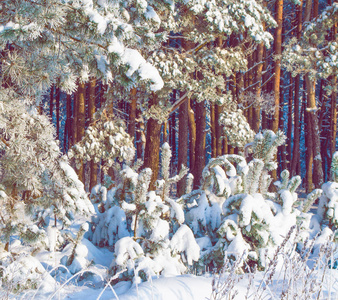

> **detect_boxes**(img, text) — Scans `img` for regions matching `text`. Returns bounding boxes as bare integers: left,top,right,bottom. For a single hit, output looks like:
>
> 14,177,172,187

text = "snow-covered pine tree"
282,3,338,90
61,223,91,274
185,130,309,270
0,0,165,99
90,143,199,282
0,0,168,254
282,3,338,190
0,89,94,253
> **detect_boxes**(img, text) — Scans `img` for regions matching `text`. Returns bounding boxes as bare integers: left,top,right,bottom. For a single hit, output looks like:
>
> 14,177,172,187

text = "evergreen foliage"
0,89,94,250
219,109,255,148
282,3,338,91
68,118,135,173
0,0,165,99
89,143,198,282
185,130,306,270
318,151,338,231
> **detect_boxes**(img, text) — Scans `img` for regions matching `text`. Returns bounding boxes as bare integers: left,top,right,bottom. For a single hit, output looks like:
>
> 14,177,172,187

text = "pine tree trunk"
305,92,314,192
253,43,264,133
304,0,323,189
330,78,337,168
188,98,196,173
55,83,60,140
50,84,54,121
73,89,78,147
261,47,269,130
162,121,167,143
237,72,244,104
215,104,223,156
271,0,283,182
210,103,217,157
329,14,337,177
287,75,293,170
177,95,189,196
136,108,145,160
193,100,206,189
291,1,303,176
170,109,177,170
306,76,324,189
64,93,72,152
76,82,86,182
88,78,97,192
291,75,301,176
143,94,162,190
231,73,237,100
271,0,283,133
279,93,287,172
128,88,137,141
247,52,254,129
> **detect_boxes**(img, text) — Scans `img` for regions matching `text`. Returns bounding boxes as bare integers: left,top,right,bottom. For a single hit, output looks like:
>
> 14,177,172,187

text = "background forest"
7,0,337,193
0,0,338,299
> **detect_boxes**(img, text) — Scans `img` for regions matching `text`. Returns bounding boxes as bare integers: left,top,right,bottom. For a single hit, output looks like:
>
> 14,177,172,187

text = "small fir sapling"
189,130,309,270
249,130,286,195
61,223,92,274
318,151,338,230
91,143,199,281
0,252,56,294
156,142,188,202
90,167,141,248
156,142,188,227
184,154,247,242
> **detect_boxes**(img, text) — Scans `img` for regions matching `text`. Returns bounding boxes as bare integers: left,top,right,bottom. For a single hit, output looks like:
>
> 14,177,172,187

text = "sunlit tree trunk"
253,42,264,133
188,98,196,173
193,100,206,189
128,88,137,142
55,83,60,140
177,94,189,196
271,0,283,133
88,78,97,192
305,0,323,190
271,0,283,181
291,0,303,176
144,94,162,190
76,82,85,183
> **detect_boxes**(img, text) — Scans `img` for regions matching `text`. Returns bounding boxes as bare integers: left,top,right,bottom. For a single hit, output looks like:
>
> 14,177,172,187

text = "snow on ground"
17,266,338,300
62,275,212,300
